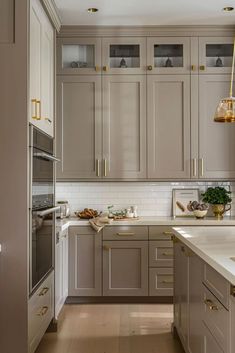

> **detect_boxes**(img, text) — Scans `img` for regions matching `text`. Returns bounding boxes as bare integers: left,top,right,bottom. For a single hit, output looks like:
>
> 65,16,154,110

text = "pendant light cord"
229,37,235,97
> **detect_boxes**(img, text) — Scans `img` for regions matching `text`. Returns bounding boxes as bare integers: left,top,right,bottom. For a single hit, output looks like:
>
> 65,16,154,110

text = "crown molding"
57,25,235,38
41,0,61,32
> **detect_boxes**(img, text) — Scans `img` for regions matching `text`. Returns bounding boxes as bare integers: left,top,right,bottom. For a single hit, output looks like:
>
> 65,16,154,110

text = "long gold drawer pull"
38,287,49,296
199,158,204,177
31,99,39,120
116,232,135,236
36,100,41,120
204,299,219,311
162,252,173,257
36,306,49,316
103,159,107,177
96,159,100,177
193,158,197,177
162,279,173,284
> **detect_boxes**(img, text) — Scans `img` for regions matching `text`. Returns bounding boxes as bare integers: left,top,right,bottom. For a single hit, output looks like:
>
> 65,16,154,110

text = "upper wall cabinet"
57,37,102,75
198,37,234,74
147,37,190,74
30,0,54,137
147,75,191,179
102,37,146,74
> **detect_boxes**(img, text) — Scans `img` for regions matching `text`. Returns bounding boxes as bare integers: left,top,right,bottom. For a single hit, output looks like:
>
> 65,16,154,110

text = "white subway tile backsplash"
56,181,234,217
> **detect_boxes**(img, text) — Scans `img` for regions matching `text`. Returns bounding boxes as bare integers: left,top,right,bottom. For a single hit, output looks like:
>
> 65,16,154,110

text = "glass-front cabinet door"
147,37,190,74
102,37,146,74
57,37,102,74
199,37,234,74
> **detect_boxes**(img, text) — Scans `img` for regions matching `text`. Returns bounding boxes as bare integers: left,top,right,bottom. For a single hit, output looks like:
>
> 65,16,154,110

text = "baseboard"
65,296,173,304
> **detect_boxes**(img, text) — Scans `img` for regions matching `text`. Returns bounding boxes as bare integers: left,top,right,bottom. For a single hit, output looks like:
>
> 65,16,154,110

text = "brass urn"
211,204,231,220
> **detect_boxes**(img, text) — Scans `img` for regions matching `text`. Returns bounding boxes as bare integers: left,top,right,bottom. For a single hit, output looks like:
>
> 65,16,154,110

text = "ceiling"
54,0,235,26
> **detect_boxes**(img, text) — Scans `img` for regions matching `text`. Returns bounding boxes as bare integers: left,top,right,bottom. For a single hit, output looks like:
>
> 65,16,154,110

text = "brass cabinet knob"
147,65,153,71
191,65,196,71
95,65,100,72
103,66,108,72
199,65,205,71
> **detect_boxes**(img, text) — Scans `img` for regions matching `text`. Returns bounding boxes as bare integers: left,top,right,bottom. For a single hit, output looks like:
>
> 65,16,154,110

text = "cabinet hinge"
231,285,235,297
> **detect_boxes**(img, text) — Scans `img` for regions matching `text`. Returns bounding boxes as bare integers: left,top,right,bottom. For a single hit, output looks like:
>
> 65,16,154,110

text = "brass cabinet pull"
162,252,173,257
191,65,196,71
95,65,100,72
31,99,38,120
199,158,204,177
103,245,110,251
103,65,108,72
162,279,174,284
36,100,41,120
96,159,100,177
38,287,49,296
44,117,52,124
116,232,135,236
204,299,219,311
36,306,49,316
193,158,197,177
147,65,153,71
199,65,205,71
103,159,107,177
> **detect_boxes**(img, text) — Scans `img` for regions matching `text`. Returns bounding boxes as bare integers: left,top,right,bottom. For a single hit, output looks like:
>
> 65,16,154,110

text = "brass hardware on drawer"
199,158,204,177
162,252,173,257
162,279,174,284
103,65,108,72
96,159,100,177
199,65,205,71
147,65,153,71
103,245,110,251
36,100,41,120
116,232,135,236
31,99,40,120
193,158,197,177
172,235,179,243
95,65,100,72
103,159,107,177
191,65,196,71
36,306,49,316
38,287,49,296
204,299,219,311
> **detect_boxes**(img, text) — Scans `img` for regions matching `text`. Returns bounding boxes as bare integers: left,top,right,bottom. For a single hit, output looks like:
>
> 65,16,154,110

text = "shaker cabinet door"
198,75,235,179
102,75,147,179
56,75,102,179
147,75,191,179
103,241,148,296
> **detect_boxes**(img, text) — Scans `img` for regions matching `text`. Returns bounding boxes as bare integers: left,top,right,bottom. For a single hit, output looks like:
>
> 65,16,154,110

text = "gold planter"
211,204,231,219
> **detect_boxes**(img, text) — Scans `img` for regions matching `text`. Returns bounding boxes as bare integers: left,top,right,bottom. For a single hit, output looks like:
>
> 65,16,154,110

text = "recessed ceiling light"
87,8,99,13
223,6,234,12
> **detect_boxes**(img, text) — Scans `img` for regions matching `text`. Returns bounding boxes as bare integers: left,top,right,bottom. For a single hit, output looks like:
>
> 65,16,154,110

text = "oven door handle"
33,152,60,162
38,206,60,218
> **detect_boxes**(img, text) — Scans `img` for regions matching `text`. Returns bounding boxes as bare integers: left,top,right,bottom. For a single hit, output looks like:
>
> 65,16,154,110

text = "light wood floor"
36,304,184,353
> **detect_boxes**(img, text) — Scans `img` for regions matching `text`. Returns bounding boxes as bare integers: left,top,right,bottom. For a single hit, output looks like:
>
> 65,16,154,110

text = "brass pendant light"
214,37,235,123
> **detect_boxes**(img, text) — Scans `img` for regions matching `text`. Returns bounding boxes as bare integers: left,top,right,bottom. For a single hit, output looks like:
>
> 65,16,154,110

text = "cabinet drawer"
28,272,54,353
203,322,224,353
103,226,148,240
149,240,173,267
149,268,173,296
69,226,97,235
203,263,230,309
149,226,174,240
203,285,229,353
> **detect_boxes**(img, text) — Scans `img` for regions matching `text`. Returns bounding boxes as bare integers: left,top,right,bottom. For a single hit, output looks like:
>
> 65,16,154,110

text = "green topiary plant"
201,187,232,205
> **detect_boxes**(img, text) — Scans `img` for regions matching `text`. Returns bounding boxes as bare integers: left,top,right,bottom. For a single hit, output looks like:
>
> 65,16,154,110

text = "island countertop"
173,226,235,285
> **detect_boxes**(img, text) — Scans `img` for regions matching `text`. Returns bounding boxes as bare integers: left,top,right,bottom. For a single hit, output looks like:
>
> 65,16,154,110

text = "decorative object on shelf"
172,189,199,218
71,61,78,68
165,57,173,67
119,58,127,68
201,187,232,219
187,201,209,219
214,38,235,122
215,56,223,67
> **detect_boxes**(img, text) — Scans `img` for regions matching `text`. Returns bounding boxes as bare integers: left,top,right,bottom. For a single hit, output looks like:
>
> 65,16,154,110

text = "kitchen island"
173,226,235,353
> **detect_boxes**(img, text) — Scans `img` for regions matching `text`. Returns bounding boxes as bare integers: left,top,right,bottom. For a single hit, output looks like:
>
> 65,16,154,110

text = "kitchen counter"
173,226,235,285
56,216,235,232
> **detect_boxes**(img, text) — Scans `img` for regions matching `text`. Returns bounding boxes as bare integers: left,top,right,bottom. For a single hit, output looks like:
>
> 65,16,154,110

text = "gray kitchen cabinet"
69,227,102,296
103,240,148,296
149,267,173,296
196,74,235,179
149,240,173,268
30,0,54,137
202,323,224,353
147,75,191,179
56,75,102,179
55,229,68,318
102,75,147,179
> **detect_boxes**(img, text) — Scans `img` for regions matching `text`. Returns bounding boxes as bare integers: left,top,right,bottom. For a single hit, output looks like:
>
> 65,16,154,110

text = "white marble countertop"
173,226,235,285
56,216,235,232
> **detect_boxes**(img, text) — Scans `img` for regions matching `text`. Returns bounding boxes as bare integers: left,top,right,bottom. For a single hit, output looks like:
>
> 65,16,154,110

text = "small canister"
56,201,71,219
